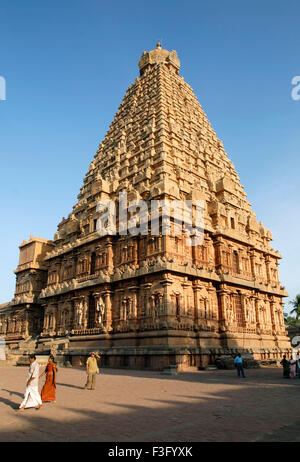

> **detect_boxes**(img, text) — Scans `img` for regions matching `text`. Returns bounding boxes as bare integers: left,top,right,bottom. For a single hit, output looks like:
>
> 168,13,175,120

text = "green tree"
289,294,300,320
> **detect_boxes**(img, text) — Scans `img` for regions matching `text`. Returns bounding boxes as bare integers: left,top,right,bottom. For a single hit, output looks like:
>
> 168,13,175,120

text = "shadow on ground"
0,368,299,442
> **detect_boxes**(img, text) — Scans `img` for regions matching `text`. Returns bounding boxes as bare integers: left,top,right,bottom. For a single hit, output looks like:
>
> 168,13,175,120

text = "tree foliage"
289,294,300,320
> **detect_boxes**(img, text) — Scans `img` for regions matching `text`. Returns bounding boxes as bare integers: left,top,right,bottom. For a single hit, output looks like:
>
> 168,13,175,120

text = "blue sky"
0,0,299,311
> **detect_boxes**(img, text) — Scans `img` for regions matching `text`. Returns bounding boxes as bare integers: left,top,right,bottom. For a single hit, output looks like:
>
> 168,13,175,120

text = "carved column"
100,291,112,331
140,283,152,317
115,289,124,324
129,286,138,319
52,304,58,332
105,239,114,272
269,296,277,333
192,282,202,325
181,282,190,317
217,285,229,325
250,250,256,279
265,255,271,283
214,238,225,272
160,277,173,320
82,296,88,329
207,284,217,320
254,295,261,332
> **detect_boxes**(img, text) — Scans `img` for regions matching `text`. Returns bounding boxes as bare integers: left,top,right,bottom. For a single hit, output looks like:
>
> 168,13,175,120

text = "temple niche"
0,43,291,369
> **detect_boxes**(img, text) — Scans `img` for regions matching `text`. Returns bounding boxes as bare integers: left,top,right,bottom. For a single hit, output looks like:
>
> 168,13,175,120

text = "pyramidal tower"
1,44,291,369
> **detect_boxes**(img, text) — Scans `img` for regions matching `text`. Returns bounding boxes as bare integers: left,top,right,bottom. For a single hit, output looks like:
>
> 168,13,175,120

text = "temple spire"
138,42,180,75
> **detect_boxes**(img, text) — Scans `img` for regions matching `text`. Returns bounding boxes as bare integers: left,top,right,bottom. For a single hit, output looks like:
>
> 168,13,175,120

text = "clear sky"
0,0,299,311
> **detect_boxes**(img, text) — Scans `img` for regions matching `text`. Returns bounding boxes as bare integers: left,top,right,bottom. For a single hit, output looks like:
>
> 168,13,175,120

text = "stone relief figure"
96,296,105,325
259,306,265,325
244,298,250,323
121,299,127,321
249,300,256,323
225,296,234,323
246,299,255,324
76,300,84,326
153,294,163,319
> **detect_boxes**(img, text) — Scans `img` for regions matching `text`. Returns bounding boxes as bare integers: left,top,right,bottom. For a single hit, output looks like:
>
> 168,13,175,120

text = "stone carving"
96,296,105,325
76,300,85,327
0,43,291,365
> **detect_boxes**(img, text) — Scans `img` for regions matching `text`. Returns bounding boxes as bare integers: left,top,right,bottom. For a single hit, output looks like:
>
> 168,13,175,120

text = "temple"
0,43,291,369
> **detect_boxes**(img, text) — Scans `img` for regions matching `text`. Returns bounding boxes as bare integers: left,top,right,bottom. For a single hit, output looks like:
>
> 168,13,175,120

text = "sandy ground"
0,366,299,442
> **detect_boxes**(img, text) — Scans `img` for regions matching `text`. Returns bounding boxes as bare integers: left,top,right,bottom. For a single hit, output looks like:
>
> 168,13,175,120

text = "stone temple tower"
1,43,291,369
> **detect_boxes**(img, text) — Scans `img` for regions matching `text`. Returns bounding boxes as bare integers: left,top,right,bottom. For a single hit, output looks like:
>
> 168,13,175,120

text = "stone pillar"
250,250,256,279
269,296,276,332
207,284,217,320
181,282,190,317
240,293,247,325
217,285,229,324
214,238,225,272
82,296,88,329
254,295,261,331
52,305,58,332
160,277,173,319
103,291,113,331
0,316,6,335
279,301,286,331
140,283,152,317
192,282,202,325
115,289,124,323
158,294,164,317
44,312,49,331
105,239,113,272
129,286,138,319
265,255,271,283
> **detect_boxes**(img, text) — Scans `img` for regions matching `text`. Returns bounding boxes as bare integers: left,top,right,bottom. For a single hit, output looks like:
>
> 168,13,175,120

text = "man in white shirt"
18,354,42,411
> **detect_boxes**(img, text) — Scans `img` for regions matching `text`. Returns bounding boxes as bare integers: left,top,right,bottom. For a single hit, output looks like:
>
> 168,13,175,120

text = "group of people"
233,353,300,379
280,355,300,379
16,350,299,410
17,351,101,411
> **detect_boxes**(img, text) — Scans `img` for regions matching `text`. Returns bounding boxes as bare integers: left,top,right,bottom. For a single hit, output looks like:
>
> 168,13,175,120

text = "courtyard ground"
0,365,299,442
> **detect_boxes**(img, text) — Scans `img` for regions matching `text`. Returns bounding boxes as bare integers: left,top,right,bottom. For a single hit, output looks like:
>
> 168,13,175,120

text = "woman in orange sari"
40,355,57,403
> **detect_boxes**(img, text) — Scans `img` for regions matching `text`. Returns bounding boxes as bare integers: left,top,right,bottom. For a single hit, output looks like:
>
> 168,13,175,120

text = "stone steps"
161,365,178,375
206,365,218,371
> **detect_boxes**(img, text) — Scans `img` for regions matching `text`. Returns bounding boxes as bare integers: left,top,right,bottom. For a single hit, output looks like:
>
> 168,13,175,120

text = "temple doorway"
88,294,96,329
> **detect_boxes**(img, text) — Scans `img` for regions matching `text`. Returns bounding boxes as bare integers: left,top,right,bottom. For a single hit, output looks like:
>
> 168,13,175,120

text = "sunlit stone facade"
0,44,291,369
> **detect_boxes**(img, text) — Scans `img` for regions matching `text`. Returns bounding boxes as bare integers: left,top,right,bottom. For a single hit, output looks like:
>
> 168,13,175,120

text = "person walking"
84,352,101,390
280,355,290,378
296,354,300,379
40,355,58,403
234,353,246,378
289,356,297,379
18,354,42,411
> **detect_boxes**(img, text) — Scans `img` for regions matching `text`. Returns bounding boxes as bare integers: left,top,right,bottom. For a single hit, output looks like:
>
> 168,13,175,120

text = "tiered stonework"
0,237,53,342
0,44,291,369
